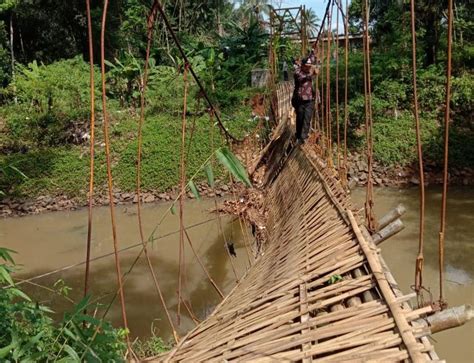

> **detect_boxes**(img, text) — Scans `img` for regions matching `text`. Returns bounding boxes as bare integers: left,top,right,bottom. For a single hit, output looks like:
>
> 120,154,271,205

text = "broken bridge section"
160,129,441,362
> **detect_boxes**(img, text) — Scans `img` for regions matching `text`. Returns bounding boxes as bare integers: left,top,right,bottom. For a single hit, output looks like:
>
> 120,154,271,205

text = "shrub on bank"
0,247,127,362
1,57,96,149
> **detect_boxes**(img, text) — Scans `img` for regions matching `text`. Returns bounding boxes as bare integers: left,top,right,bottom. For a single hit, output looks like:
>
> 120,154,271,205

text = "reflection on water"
352,186,474,363
0,199,250,341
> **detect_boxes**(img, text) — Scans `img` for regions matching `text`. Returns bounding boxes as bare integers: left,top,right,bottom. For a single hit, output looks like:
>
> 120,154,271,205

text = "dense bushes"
1,57,95,149
336,57,473,167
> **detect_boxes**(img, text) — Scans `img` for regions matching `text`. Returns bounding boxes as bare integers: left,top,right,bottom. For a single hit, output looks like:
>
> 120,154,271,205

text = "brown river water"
1,188,473,361
0,199,249,342
352,187,474,362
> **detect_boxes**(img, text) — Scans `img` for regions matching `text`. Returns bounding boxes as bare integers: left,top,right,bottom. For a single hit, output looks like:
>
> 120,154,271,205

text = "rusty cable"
14,218,217,287
325,1,333,166
438,0,453,308
184,228,224,298
320,36,326,152
335,0,341,172
313,0,333,48
177,64,189,326
362,0,377,232
342,0,349,185
99,0,131,351
136,1,179,343
210,111,239,282
410,0,427,305
153,0,239,143
83,0,95,302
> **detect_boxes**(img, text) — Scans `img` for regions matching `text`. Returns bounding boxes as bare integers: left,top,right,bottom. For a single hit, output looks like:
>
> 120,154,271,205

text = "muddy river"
352,186,474,362
0,199,250,341
1,187,473,361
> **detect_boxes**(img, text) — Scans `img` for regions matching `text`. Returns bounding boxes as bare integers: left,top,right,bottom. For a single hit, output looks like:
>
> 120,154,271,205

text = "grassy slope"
0,106,256,199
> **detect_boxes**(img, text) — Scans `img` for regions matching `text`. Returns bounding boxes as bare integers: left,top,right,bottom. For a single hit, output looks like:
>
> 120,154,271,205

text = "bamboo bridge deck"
157,84,443,363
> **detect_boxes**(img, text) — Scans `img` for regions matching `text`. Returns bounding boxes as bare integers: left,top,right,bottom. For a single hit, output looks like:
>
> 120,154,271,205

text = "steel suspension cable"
409,0,427,306
325,1,333,165
136,1,179,343
100,0,131,351
438,0,454,308
342,0,349,185
320,36,326,152
335,0,341,171
152,0,239,143
313,0,333,45
362,0,377,232
83,0,95,302
209,111,239,282
177,64,189,326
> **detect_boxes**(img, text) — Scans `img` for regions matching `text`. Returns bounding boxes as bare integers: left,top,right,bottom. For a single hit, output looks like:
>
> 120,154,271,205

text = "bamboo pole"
347,210,426,362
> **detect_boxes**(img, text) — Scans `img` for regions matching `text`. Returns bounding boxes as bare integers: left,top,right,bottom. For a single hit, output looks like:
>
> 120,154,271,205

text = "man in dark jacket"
293,55,316,144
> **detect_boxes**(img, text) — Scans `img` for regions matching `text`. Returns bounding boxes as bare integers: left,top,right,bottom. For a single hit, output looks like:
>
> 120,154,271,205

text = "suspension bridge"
74,0,474,361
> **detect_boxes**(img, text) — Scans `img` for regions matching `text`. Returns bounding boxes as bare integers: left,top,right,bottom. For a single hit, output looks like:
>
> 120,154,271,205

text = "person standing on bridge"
292,53,317,144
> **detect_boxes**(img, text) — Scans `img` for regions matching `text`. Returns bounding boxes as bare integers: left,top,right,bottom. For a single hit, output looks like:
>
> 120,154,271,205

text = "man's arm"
294,68,313,82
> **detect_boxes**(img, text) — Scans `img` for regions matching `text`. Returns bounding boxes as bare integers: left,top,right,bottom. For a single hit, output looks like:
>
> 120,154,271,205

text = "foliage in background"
1,57,95,149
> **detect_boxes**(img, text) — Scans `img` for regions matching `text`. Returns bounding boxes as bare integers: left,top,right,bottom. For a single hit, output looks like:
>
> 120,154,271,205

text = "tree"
237,0,271,26
304,8,319,38
0,0,19,102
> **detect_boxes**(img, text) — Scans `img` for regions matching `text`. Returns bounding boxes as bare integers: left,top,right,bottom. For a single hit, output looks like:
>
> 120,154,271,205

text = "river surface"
1,188,473,361
352,186,474,363
0,199,250,341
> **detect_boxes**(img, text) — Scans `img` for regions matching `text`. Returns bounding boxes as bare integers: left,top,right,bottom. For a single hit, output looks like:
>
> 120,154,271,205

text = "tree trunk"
217,6,223,37
10,13,17,104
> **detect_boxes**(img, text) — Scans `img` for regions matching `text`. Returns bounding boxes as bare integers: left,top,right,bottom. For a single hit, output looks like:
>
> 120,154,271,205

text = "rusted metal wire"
136,1,179,343
83,0,95,301
362,0,377,232
184,228,224,298
335,0,340,171
177,64,189,326
209,111,239,282
438,0,454,308
409,0,427,305
320,37,326,152
15,218,216,287
325,2,333,166
313,0,333,46
153,0,239,143
99,0,131,351
342,0,350,186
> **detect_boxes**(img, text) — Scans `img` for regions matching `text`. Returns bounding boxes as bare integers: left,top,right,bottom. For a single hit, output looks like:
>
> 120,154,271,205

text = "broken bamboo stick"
377,204,406,231
415,304,474,334
372,219,405,245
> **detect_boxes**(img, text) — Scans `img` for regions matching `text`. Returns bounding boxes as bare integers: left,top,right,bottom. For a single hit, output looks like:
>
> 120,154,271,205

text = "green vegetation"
132,334,170,359
0,0,472,358
321,0,474,168
0,247,128,362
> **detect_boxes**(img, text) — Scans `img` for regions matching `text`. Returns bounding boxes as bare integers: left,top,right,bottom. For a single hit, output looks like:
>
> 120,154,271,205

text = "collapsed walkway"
158,85,442,362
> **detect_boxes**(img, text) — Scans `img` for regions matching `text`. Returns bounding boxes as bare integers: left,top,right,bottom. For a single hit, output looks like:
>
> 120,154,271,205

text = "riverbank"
2,150,474,217
346,151,474,187
0,180,239,217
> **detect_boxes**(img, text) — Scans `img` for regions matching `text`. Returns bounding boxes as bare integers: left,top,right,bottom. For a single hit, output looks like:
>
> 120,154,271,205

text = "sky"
275,0,328,19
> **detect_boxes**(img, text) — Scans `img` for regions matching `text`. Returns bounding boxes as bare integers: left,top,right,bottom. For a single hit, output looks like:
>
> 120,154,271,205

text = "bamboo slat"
160,86,441,362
